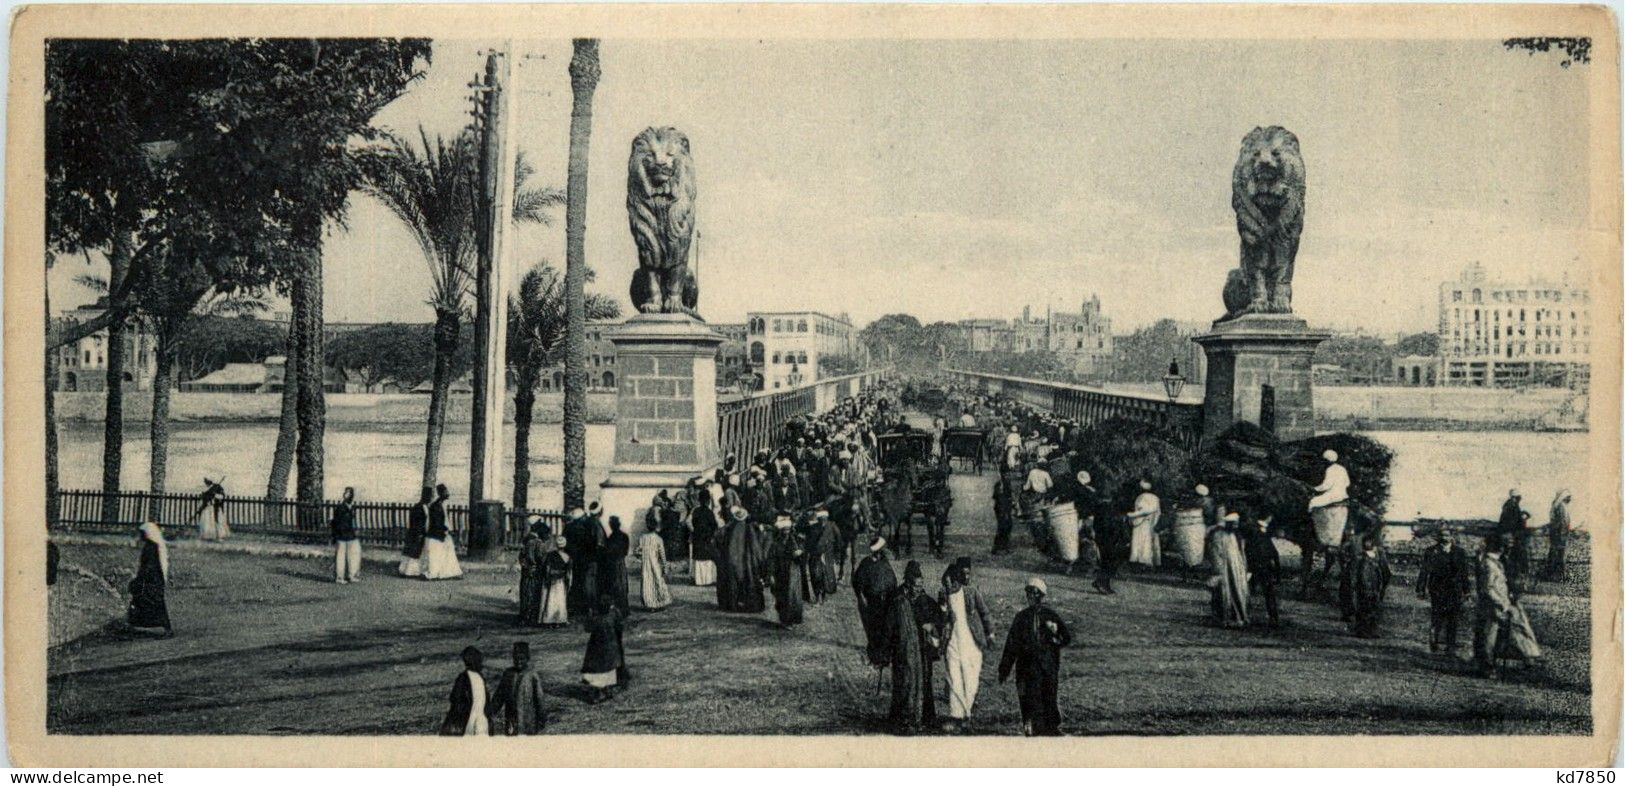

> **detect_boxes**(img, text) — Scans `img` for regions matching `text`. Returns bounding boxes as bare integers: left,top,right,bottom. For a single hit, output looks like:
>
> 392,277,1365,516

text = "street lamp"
1162,358,1186,402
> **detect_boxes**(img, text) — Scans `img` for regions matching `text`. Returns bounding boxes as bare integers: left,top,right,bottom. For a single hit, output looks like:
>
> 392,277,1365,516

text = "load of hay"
1189,422,1394,549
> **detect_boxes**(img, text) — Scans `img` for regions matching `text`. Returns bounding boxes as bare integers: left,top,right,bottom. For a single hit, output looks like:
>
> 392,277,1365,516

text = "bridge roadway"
46,415,1590,738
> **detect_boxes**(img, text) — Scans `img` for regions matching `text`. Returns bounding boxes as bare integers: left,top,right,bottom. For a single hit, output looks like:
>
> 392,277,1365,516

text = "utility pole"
468,45,517,559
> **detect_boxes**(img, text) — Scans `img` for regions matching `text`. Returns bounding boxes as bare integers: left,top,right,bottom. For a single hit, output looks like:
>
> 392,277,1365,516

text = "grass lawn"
48,466,1591,736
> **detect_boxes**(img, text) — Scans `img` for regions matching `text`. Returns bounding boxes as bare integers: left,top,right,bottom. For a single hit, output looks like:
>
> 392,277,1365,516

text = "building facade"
746,311,856,390
957,297,1116,380
53,300,158,393
536,319,750,393
1438,262,1591,388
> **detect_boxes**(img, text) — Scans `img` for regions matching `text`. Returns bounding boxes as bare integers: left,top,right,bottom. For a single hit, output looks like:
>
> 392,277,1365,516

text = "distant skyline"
49,37,1597,335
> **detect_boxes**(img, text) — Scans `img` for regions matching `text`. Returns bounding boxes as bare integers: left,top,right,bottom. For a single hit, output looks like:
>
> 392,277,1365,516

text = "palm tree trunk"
147,333,178,520
293,242,326,532
45,265,60,529
562,39,600,512
512,367,537,511
265,316,300,526
100,232,132,524
421,308,460,491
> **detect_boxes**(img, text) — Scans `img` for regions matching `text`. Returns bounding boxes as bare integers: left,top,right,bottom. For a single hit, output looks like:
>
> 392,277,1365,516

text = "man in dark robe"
581,598,628,704
1348,536,1392,638
1244,512,1283,628
998,578,1072,736
599,515,631,616
564,507,602,617
803,512,836,604
723,507,767,613
1092,503,1127,595
884,561,933,733
1417,527,1472,653
713,507,742,610
993,479,1014,555
488,642,547,735
745,477,775,528
806,445,832,505
853,537,898,667
1497,489,1529,590
769,516,807,627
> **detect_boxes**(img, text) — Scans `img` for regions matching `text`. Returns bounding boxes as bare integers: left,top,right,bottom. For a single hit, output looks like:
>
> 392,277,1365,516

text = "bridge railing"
943,369,1204,449
52,488,567,555
717,367,892,461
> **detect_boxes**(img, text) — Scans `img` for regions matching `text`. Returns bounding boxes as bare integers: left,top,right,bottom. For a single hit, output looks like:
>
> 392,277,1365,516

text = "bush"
1073,418,1194,514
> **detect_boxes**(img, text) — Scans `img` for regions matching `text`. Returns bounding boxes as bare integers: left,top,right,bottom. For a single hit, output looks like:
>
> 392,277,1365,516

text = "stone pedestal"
1193,314,1330,443
599,313,723,538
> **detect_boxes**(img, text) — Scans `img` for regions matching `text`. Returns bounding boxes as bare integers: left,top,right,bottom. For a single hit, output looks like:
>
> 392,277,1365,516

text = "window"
772,352,781,364
1452,291,1462,302
84,351,91,364
750,341,765,364
799,351,808,364
797,320,808,333
603,371,616,388
1472,289,1482,303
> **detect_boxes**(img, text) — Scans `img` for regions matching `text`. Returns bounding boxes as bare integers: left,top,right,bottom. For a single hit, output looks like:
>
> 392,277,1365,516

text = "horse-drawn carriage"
875,431,936,469
941,427,989,474
871,441,954,558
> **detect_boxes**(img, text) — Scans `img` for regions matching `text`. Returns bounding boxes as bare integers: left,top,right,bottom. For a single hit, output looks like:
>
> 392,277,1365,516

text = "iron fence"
52,489,566,555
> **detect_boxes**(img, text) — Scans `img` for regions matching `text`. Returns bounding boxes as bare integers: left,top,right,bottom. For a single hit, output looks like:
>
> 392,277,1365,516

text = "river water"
57,424,1589,525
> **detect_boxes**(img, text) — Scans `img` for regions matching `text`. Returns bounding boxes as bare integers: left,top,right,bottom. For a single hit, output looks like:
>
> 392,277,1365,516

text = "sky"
50,37,1598,335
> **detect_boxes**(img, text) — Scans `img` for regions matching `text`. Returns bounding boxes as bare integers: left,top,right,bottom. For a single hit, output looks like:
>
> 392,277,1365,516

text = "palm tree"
361,126,563,490
507,262,619,510
562,39,601,512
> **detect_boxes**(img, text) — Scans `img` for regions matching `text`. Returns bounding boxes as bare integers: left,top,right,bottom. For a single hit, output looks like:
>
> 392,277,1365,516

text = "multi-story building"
53,298,158,393
957,297,1116,380
1438,262,1591,388
746,311,856,390
711,322,751,389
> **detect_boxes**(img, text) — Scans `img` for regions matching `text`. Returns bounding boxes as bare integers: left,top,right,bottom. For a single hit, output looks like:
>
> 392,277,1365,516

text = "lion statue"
1221,126,1305,320
627,126,700,316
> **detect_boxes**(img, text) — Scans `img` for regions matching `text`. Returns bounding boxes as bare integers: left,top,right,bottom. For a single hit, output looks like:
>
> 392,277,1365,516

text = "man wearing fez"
1417,526,1473,654
853,536,898,668
998,578,1073,736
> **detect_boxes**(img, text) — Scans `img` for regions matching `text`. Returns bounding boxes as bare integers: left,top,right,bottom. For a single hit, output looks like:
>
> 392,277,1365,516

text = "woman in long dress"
1127,480,1163,567
637,524,672,611
192,478,231,541
1206,513,1250,628
690,500,720,587
399,487,432,577
421,485,463,580
518,523,549,626
128,522,174,637
541,536,572,627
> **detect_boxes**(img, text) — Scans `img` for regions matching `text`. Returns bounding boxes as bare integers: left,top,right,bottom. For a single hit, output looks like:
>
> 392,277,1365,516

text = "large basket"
1043,502,1080,562
1173,508,1206,566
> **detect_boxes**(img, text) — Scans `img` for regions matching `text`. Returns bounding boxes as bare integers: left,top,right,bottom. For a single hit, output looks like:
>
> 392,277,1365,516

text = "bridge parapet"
717,367,893,461
942,369,1204,450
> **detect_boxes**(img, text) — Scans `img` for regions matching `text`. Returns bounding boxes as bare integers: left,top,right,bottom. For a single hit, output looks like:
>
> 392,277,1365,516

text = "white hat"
1076,471,1091,484
1195,484,1209,496
1025,577,1048,595
869,536,887,552
1222,512,1240,522
1139,480,1153,491
567,507,585,519
1323,450,1338,462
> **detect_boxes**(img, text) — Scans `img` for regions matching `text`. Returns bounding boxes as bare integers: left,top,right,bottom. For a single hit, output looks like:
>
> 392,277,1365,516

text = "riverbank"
55,390,620,425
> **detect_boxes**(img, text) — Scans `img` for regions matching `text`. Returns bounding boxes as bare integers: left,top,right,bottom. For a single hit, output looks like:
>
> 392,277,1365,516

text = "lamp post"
1162,358,1186,402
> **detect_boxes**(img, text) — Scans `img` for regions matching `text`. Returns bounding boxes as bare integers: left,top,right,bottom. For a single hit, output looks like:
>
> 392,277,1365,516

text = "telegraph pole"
468,45,517,559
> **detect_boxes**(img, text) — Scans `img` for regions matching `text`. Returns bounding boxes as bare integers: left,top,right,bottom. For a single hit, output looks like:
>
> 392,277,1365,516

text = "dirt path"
49,437,1591,736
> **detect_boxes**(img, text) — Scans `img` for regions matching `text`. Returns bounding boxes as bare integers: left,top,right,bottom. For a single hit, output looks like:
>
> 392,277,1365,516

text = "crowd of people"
943,381,1566,680
109,377,1580,735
